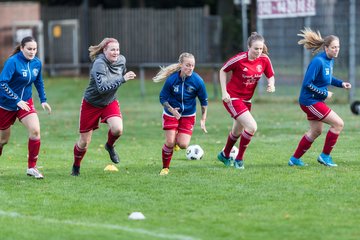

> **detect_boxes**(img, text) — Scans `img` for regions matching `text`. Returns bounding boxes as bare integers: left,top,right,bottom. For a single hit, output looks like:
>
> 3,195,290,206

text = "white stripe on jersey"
223,53,247,69
223,52,275,77
260,53,275,75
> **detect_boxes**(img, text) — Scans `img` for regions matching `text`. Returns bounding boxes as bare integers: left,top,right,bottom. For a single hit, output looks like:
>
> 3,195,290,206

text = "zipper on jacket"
181,77,185,114
20,62,32,100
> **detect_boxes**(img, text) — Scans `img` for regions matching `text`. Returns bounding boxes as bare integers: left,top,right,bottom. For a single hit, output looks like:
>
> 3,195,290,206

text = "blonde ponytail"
152,64,181,83
297,28,325,54
153,52,195,83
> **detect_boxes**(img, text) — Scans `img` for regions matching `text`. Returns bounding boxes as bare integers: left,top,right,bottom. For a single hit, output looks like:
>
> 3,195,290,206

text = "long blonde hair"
297,27,339,55
152,52,195,82
88,38,118,62
247,32,269,55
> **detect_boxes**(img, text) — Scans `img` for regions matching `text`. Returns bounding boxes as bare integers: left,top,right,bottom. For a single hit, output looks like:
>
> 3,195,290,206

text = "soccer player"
288,28,351,167
153,52,208,175
217,32,275,170
71,38,136,176
0,36,52,179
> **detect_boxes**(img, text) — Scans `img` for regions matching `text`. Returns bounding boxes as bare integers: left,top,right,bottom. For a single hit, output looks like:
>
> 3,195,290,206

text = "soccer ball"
229,146,239,160
186,145,204,160
222,146,239,160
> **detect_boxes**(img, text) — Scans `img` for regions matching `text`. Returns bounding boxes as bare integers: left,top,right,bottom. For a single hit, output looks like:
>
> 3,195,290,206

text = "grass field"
0,78,359,240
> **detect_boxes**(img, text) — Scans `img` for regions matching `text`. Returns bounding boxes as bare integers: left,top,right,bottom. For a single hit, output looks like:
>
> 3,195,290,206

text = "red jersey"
223,52,274,100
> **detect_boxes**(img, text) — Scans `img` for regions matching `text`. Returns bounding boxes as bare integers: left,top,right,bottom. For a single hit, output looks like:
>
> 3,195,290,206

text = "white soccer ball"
222,146,239,160
186,144,204,160
229,146,239,160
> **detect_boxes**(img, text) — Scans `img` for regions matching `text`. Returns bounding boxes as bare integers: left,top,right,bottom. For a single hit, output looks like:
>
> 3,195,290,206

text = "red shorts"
223,99,252,119
79,99,122,133
162,114,195,135
300,102,331,121
0,98,37,130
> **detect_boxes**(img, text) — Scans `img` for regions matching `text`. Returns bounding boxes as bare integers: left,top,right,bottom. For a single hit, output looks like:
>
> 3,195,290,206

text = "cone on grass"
104,164,119,172
128,212,146,220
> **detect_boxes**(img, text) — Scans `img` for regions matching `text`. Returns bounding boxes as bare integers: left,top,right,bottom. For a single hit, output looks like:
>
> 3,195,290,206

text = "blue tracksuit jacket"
159,71,208,116
299,52,343,106
0,52,47,111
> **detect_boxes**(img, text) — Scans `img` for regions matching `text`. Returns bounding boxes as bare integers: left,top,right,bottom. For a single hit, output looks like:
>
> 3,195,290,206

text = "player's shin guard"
74,143,87,167
107,130,120,147
223,132,239,158
236,130,253,160
28,138,40,168
322,130,339,155
162,144,173,168
293,135,313,159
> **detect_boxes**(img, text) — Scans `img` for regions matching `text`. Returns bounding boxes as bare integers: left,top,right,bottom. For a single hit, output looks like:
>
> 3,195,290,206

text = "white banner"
257,0,316,19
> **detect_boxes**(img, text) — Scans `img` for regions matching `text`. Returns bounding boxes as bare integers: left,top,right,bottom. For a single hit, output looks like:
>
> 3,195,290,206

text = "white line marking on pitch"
0,210,200,240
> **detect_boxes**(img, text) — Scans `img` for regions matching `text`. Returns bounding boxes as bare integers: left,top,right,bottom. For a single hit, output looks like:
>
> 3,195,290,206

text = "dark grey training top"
84,53,127,107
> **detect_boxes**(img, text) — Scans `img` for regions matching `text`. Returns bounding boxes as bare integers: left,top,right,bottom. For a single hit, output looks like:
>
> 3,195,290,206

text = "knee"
0,139,8,146
177,142,189,149
110,127,123,137
165,142,175,148
334,119,344,132
29,128,40,138
78,140,90,149
78,137,92,149
165,139,176,148
246,124,257,135
309,129,322,139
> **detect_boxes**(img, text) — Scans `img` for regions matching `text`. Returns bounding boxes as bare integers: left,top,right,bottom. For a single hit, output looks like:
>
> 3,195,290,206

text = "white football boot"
27,167,44,179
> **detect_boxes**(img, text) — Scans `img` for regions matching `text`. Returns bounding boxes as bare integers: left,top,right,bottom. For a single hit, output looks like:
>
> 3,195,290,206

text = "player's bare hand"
222,92,231,103
200,119,207,133
17,100,30,112
343,82,352,89
326,91,333,99
170,107,181,120
267,84,275,93
42,102,52,114
124,71,136,81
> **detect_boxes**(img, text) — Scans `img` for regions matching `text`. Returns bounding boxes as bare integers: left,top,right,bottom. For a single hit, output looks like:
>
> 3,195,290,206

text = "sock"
0,146,2,156
106,130,120,147
223,132,240,158
293,135,313,159
28,138,40,168
235,130,253,160
322,130,339,155
162,144,174,168
74,143,87,167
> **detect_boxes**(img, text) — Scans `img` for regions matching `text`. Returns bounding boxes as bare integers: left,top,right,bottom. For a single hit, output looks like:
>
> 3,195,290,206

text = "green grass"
1,78,360,240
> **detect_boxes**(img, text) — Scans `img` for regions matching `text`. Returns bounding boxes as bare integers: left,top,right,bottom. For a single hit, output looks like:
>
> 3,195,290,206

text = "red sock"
74,144,87,167
293,135,313,159
28,138,40,168
162,144,173,168
322,130,339,155
235,130,253,160
223,132,239,158
107,130,120,147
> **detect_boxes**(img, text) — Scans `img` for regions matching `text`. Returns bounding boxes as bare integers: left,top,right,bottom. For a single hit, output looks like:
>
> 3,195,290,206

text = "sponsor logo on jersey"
186,86,195,93
33,68,39,77
244,78,257,87
325,68,330,75
173,85,179,93
256,65,262,72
